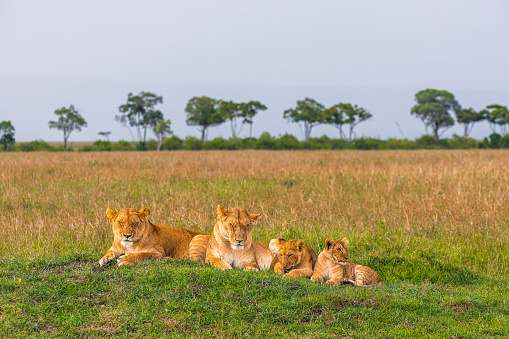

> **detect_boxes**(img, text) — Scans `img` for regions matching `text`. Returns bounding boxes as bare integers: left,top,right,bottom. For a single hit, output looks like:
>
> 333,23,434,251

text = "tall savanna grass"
1,150,508,280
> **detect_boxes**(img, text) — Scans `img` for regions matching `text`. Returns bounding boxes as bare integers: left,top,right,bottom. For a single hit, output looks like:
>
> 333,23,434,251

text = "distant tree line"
1,88,509,152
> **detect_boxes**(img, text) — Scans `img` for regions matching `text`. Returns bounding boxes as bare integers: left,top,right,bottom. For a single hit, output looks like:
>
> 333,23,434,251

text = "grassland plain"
1,150,509,338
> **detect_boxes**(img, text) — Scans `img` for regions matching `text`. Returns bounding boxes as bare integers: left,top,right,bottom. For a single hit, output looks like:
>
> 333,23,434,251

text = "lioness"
197,205,274,271
99,207,205,267
310,237,382,286
269,236,317,278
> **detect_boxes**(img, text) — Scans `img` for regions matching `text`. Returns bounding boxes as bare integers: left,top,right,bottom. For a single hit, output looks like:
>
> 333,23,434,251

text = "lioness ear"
106,207,117,223
296,239,304,251
325,238,334,250
217,205,227,219
340,237,349,246
138,207,150,218
249,213,261,221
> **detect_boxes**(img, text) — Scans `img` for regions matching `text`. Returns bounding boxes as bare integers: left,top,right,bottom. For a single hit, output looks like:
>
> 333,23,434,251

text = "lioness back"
99,207,205,267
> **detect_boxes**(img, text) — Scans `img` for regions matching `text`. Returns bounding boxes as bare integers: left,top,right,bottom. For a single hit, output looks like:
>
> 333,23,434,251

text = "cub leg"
284,267,314,278
274,262,284,275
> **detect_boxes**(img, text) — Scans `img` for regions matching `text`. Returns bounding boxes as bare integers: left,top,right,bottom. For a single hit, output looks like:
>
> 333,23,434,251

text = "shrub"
162,135,184,150
183,137,204,150
256,132,276,150
17,140,55,152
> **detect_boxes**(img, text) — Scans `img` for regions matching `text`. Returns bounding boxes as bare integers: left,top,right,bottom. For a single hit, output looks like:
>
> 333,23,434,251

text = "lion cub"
269,237,317,278
310,238,382,286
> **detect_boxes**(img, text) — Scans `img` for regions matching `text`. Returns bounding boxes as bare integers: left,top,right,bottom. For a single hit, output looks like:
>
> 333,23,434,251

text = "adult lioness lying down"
189,205,274,271
99,207,205,267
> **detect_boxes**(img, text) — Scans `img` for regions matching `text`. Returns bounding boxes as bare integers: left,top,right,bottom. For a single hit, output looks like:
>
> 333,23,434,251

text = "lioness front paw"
99,256,112,267
310,274,323,283
117,254,136,266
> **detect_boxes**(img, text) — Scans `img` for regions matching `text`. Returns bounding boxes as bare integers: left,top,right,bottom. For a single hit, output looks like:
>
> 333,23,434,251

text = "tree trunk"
157,137,162,151
464,124,469,138
201,126,207,141
249,123,253,139
433,127,439,143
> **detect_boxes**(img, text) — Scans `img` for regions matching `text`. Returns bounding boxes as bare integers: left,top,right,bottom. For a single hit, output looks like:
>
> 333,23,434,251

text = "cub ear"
217,205,227,219
324,238,334,250
249,213,261,221
138,207,150,219
296,239,304,251
277,236,285,245
106,207,117,223
340,237,349,246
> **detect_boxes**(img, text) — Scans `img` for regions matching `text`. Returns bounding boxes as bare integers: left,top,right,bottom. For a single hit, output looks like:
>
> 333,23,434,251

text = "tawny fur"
310,237,382,286
196,205,274,271
99,207,205,267
269,236,318,278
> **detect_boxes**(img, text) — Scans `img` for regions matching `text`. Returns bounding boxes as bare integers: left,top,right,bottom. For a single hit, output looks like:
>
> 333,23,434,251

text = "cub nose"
123,234,132,239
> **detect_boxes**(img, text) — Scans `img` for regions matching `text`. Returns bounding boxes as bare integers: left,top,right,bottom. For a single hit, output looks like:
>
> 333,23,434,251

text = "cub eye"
339,248,342,252
287,254,292,258
279,254,282,257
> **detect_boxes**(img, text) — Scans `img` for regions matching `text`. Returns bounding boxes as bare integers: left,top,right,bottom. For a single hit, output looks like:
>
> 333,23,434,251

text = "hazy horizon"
1,1,508,142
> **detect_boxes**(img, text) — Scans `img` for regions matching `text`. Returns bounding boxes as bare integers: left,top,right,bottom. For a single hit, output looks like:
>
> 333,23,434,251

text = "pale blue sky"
1,1,508,141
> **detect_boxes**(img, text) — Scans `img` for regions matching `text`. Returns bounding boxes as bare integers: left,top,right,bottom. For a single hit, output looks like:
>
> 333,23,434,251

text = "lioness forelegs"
206,255,233,270
117,251,163,266
99,248,119,267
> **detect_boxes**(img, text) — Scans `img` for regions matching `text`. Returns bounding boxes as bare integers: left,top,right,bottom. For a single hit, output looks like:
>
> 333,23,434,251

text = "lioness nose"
123,234,132,239
235,239,242,243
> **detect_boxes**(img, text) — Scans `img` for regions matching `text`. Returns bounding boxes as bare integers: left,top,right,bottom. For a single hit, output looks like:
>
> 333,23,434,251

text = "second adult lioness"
203,205,274,271
310,237,382,286
99,207,205,267
269,236,318,278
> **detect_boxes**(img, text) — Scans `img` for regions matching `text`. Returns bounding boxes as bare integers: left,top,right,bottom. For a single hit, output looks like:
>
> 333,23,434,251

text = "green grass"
1,150,509,337
2,253,508,338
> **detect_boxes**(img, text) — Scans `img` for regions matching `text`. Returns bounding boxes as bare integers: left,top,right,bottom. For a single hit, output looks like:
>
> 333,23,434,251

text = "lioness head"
106,207,150,247
216,205,261,250
273,236,305,273
323,237,349,265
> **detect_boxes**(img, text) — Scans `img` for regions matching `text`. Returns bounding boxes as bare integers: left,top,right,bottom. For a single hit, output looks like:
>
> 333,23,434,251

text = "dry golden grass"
1,150,508,277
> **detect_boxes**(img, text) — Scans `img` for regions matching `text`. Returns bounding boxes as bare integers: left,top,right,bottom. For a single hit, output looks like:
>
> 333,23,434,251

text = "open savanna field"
1,150,509,338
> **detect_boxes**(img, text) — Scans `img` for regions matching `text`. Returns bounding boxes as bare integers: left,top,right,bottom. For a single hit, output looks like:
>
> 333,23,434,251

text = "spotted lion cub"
269,237,317,278
310,237,382,286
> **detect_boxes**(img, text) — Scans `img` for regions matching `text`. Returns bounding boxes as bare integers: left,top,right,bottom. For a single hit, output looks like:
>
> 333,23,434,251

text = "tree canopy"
48,105,87,149
117,92,164,148
411,89,459,142
284,98,325,141
0,120,15,151
486,104,509,135
185,96,225,141
455,108,486,137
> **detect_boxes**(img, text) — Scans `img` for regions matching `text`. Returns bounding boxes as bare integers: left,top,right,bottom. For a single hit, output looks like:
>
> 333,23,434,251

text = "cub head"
106,207,150,247
323,237,349,265
272,236,306,273
216,205,261,250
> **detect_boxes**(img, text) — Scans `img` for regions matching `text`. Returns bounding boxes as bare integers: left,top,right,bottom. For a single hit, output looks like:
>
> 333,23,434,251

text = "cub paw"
310,275,323,283
326,279,341,286
244,265,259,272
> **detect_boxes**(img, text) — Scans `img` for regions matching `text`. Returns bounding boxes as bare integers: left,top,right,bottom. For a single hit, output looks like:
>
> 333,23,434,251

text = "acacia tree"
48,105,87,149
283,98,325,141
117,92,163,148
98,131,111,141
411,89,459,142
455,108,486,137
185,96,225,141
218,100,244,139
240,101,267,139
343,104,372,141
153,119,172,151
486,104,509,135
0,120,15,151
323,104,346,139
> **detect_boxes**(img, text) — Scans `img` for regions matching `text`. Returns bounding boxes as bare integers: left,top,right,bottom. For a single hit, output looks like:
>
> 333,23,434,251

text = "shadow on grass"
365,255,482,285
